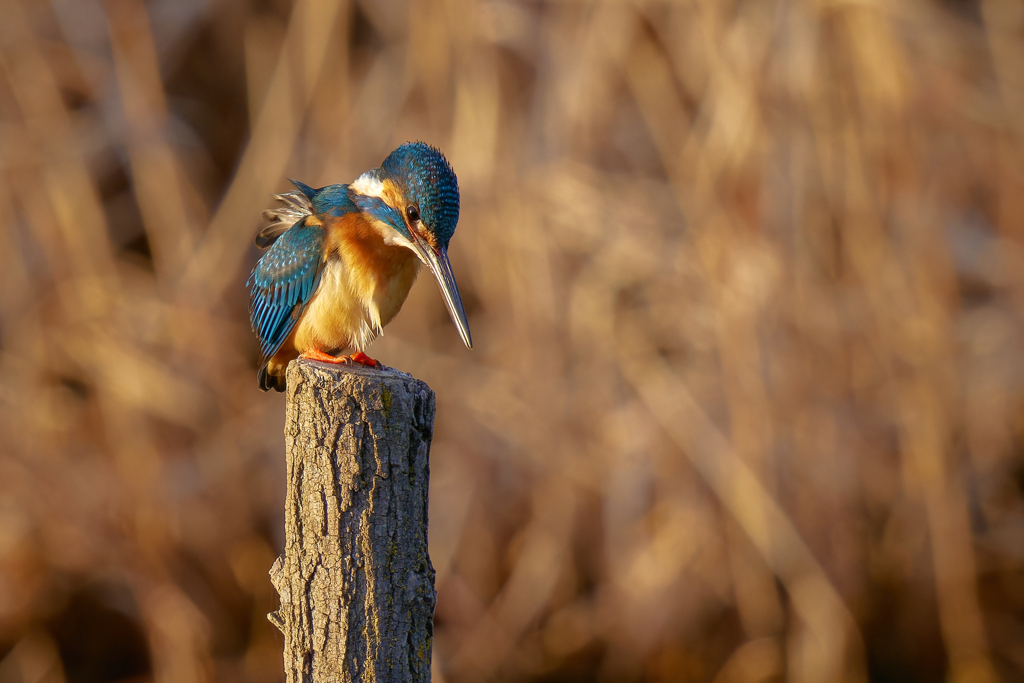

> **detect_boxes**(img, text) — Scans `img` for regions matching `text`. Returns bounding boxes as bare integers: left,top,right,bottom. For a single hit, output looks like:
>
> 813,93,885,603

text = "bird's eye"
406,205,420,222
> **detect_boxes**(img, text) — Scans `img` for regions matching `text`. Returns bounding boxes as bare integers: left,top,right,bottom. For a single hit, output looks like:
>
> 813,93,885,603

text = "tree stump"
268,359,437,683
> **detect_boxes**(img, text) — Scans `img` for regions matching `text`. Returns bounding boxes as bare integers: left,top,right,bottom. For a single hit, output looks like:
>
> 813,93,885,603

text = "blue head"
344,142,460,246
382,142,460,247
346,142,472,348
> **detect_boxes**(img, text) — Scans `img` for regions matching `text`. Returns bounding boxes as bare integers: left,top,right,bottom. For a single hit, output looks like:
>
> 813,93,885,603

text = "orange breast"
291,212,421,354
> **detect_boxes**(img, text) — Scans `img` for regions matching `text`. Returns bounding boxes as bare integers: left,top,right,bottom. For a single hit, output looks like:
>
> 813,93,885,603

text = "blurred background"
1,0,1023,682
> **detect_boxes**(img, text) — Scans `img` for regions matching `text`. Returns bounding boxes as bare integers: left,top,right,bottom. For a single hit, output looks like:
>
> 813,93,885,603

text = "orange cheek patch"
379,178,432,245
380,179,404,210
419,228,438,249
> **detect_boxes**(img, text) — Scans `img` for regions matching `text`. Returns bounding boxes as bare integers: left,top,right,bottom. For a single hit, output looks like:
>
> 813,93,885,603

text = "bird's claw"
300,348,379,368
346,352,379,367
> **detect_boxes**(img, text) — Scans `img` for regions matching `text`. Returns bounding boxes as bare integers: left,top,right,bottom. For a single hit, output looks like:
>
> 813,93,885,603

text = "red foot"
347,351,379,367
300,348,379,367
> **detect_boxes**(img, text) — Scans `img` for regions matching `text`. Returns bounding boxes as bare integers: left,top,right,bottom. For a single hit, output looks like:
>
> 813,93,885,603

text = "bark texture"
268,359,436,683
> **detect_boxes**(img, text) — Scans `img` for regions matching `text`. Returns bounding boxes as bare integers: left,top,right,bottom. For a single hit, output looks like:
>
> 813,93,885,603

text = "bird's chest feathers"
297,214,420,351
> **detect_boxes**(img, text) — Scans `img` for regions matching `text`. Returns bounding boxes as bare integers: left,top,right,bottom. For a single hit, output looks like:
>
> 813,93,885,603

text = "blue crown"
382,142,460,247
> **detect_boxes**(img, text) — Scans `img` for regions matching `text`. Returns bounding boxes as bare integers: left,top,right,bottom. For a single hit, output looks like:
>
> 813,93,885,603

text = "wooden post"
268,359,437,683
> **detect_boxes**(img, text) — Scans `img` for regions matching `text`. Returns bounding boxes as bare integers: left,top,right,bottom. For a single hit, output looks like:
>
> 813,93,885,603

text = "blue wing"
247,218,325,361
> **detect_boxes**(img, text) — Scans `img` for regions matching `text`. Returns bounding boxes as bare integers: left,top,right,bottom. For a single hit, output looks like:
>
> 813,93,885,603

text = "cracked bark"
269,359,436,683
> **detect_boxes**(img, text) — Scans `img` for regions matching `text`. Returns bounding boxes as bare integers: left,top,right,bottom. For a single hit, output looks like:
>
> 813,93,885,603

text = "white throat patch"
367,215,421,257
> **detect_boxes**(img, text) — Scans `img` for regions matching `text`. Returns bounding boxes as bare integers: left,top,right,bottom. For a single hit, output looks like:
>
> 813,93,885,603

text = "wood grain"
269,359,436,683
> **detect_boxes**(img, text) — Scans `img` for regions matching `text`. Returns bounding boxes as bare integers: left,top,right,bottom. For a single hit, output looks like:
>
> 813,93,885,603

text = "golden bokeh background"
1,0,1023,681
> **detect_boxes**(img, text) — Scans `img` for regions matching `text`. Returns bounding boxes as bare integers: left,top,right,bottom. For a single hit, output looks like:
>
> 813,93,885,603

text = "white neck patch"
350,170,385,198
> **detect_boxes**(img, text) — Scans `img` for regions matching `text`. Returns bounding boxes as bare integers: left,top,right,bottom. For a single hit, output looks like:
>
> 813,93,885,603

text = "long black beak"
408,235,473,349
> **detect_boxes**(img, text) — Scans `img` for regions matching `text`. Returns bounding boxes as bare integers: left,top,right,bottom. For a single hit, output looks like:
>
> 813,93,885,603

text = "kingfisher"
247,142,472,392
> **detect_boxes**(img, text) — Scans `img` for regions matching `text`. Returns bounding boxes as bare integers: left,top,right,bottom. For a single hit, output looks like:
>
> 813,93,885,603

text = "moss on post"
268,359,436,683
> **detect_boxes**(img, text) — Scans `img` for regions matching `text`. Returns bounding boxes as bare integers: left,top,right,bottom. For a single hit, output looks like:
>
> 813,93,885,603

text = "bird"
247,141,472,392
